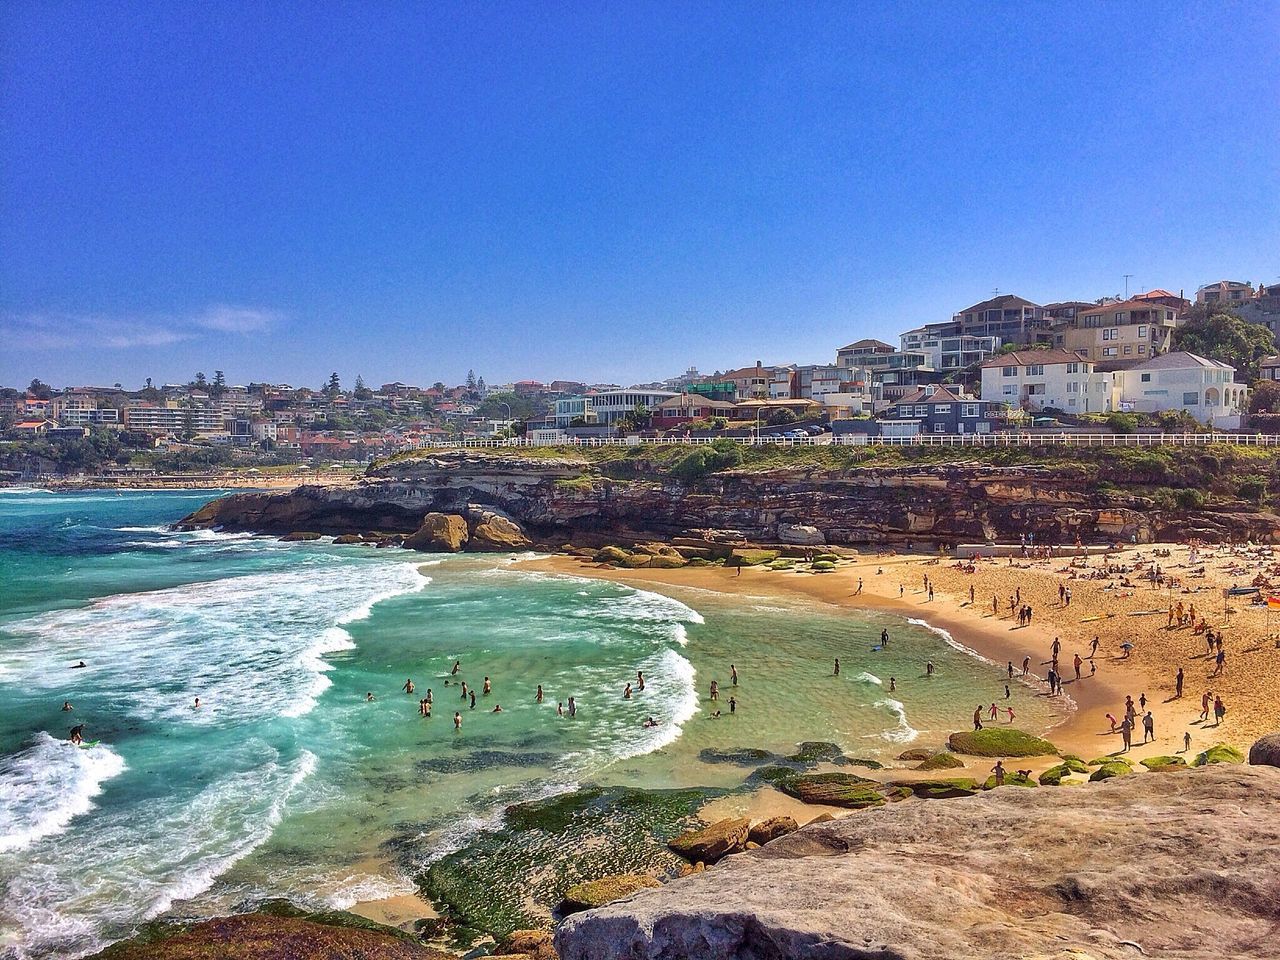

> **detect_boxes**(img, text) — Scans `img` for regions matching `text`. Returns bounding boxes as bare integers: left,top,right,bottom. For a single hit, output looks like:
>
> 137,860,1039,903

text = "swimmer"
636,670,645,691
642,716,660,728
403,679,414,694
536,684,544,703
61,701,73,711
451,660,460,675
453,711,462,730
469,690,476,710
492,704,502,713
71,661,87,669
624,683,633,700
483,677,491,695
366,692,375,702
193,696,201,709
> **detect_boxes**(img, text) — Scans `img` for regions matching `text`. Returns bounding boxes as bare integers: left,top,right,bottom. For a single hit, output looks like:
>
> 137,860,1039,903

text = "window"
1067,382,1080,393
1141,373,1152,382
1137,326,1147,338
962,404,979,417
1183,392,1199,406
1066,362,1079,373
933,422,946,433
1026,364,1044,376
1138,345,1147,354
1002,366,1017,377
1002,386,1016,396
1123,345,1132,355
1103,347,1117,357
933,404,951,414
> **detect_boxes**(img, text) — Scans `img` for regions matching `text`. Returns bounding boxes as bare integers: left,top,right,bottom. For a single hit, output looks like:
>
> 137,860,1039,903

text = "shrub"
1106,412,1138,434
1237,476,1267,503
1175,488,1206,511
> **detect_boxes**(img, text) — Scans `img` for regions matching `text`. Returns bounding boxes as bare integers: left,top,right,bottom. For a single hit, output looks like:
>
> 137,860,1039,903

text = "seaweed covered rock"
1194,744,1245,766
982,771,1038,789
1089,761,1133,781
897,748,934,762
593,546,630,564
561,874,660,914
786,742,846,764
1249,733,1280,768
279,531,323,542
777,773,898,808
1038,764,1080,786
499,930,558,960
916,752,965,771
668,818,750,864
1141,755,1188,772
900,778,980,799
947,729,1057,757
747,816,798,846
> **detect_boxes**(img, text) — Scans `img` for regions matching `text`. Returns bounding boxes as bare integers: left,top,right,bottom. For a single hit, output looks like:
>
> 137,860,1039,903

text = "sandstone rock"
897,748,934,762
593,546,630,564
947,729,1058,757
500,930,557,960
556,766,1280,960
668,818,750,864
779,773,901,809
777,523,825,545
403,513,469,552
469,511,532,551
1089,761,1132,781
1249,733,1280,767
895,777,979,799
333,534,364,544
560,873,660,913
747,816,798,846
648,555,688,568
279,531,323,542
982,772,1037,789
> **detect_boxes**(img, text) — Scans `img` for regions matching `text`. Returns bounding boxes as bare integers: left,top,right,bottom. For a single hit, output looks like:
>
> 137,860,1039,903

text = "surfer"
71,661,86,669
403,678,414,694
69,724,85,745
451,660,461,675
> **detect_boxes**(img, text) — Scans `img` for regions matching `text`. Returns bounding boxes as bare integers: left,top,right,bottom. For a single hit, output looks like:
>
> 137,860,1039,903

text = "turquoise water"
0,489,1063,959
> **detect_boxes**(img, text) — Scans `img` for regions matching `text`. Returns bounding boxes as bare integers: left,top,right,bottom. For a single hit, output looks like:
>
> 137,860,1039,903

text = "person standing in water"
926,661,935,677
426,688,433,707
451,661,460,675
536,684,544,703
193,696,201,709
972,706,984,731
731,664,739,686
833,658,840,676
623,683,633,700
636,670,645,691
557,701,564,717
991,760,1005,786
482,677,492,695
709,680,719,700
453,712,462,731
889,677,896,692
403,678,414,694
460,681,468,700
469,690,476,710
568,697,577,717
728,696,737,714
61,701,73,711
881,629,889,648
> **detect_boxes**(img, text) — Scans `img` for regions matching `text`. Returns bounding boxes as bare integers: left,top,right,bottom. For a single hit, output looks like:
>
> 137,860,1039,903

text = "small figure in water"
1004,683,1011,699
642,716,660,728
568,697,577,717
453,712,462,730
69,724,85,744
557,701,564,717
426,689,433,706
469,690,476,710
451,661,460,675
926,661,935,677
881,629,889,648
460,681,468,699
833,658,840,676
731,664,739,686
636,670,645,691
403,679,414,694
483,677,492,695
365,692,375,702
536,684,544,703
709,680,719,701
889,677,896,692
492,704,503,713
1005,706,1015,723
728,696,737,714
71,661,87,669
193,696,201,709
624,683,633,700
61,701,73,712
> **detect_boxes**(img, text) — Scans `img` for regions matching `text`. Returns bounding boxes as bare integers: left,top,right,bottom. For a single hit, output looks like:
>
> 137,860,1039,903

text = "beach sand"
526,543,1276,765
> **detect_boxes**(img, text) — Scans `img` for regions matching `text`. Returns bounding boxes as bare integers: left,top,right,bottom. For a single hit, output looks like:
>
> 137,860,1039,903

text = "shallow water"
0,489,1063,958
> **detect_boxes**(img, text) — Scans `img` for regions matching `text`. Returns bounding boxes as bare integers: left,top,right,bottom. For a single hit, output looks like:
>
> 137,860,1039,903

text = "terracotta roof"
1079,298,1178,317
1132,289,1182,301
978,350,1088,368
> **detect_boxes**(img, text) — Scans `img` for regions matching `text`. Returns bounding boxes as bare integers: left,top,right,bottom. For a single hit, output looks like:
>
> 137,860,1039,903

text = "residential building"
1196,280,1254,305
1237,283,1280,343
866,384,1007,437
11,419,54,436
122,400,226,436
953,294,1049,346
1132,289,1191,312
1114,352,1248,428
979,350,1115,414
899,325,1000,372
1260,355,1280,382
835,339,896,367
581,388,678,426
1063,299,1179,367
716,362,782,400
552,396,597,428
651,394,739,429
50,393,122,426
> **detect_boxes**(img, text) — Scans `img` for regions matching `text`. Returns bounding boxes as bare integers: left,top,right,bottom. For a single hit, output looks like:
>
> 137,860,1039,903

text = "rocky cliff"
555,765,1280,960
175,451,1280,547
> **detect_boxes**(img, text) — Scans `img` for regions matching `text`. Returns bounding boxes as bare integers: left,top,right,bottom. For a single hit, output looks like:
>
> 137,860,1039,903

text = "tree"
1172,305,1275,380
210,370,227,398
1249,379,1280,415
466,369,477,390
767,408,798,426
353,375,373,401
193,372,208,390
476,376,487,393
27,378,52,400
324,372,342,397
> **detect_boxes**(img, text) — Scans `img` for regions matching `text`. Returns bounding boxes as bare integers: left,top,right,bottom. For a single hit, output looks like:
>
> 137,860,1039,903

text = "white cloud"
0,305,284,350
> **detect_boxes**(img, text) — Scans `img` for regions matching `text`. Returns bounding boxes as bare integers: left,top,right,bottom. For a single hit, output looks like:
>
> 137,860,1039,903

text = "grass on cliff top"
374,443,1280,499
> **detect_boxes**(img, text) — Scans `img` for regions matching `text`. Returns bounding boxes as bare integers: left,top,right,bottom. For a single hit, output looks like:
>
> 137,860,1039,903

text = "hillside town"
4,279,1280,475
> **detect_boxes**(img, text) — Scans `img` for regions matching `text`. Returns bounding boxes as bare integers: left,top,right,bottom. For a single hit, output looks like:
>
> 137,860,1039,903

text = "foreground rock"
88,913,455,960
1250,732,1280,767
561,874,660,913
557,766,1280,960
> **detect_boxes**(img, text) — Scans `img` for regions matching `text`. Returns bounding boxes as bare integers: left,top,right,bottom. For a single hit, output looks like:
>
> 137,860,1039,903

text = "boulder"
1140,755,1189,772
946,729,1058,757
668,818,750,864
778,773,894,809
333,534,364,544
777,523,826,545
982,771,1038,789
593,546,630,564
1089,761,1132,782
916,752,965,771
403,513,469,552
1249,733,1280,767
896,748,934,762
555,766,1280,960
469,511,533,551
895,778,979,799
1194,744,1245,766
279,531,322,542
747,816,799,846
500,930,557,960
560,874,660,914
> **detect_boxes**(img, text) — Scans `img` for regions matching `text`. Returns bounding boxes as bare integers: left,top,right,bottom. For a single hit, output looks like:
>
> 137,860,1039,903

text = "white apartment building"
122,401,227,435
979,350,1115,414
1114,352,1247,428
50,395,121,426
582,388,678,426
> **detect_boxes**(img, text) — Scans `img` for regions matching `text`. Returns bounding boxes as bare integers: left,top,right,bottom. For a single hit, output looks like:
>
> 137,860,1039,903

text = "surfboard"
75,739,100,748
1078,614,1114,623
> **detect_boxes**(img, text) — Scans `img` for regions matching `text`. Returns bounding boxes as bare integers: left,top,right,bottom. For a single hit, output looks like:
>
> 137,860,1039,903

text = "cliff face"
175,452,1280,547
555,765,1280,960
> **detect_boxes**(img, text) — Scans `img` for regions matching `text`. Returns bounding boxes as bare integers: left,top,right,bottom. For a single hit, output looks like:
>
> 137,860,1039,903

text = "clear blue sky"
2,2,1277,390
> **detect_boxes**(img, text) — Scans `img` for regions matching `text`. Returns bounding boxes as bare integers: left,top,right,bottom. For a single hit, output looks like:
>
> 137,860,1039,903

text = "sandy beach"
526,542,1276,764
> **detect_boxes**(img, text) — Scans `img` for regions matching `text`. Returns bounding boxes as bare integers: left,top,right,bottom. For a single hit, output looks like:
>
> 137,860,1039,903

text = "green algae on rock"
892,778,979,799
561,874,661,914
1141,755,1189,771
947,729,1058,757
668,818,750,863
982,771,1038,789
1194,744,1245,766
1090,761,1133,781
778,772,895,808
916,752,965,771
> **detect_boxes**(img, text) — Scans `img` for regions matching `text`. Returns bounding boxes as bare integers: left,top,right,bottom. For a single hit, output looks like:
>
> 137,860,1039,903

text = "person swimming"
193,696,201,709
536,684,544,703
71,661,87,669
365,692,375,702
492,704,503,713
642,716,660,728
61,701,73,711
623,683,633,699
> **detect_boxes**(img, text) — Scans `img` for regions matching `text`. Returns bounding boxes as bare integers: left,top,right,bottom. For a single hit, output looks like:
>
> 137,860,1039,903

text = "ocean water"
0,489,1064,958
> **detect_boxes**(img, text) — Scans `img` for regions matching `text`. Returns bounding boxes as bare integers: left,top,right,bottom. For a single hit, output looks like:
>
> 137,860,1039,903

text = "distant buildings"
1063,299,1179,368
1114,352,1247,428
979,350,1114,415
1196,280,1254,305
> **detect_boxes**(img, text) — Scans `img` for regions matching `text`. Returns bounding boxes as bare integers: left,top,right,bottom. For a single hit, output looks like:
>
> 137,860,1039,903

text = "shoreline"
520,551,1256,763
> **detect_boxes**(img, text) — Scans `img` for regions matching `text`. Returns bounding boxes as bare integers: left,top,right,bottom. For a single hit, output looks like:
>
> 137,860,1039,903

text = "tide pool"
0,489,1063,958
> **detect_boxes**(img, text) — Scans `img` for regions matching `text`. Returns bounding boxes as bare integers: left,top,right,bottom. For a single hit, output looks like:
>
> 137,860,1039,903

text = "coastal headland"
157,444,1280,959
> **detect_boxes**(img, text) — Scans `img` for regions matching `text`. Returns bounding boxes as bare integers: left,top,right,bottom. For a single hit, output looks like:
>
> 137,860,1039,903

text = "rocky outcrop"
1249,732,1280,767
404,513,469,552
556,766,1280,960
667,818,750,864
175,451,1280,548
561,874,661,913
747,816,798,846
469,508,534,551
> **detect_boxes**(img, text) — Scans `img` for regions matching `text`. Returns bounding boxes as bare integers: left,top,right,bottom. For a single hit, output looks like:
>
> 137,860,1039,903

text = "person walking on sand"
1212,648,1226,677
927,585,934,602
1183,730,1192,753
1022,656,1031,677
1106,712,1118,733
1143,711,1154,743
1051,637,1061,660
1139,693,1147,711
989,702,999,721
1120,715,1133,751
856,578,863,595
1213,695,1226,726
1005,706,1015,723
992,760,1006,786
973,706,984,731
1090,636,1099,659
1200,690,1212,721
1175,668,1184,699
899,584,904,598
1064,587,1072,607
969,585,975,605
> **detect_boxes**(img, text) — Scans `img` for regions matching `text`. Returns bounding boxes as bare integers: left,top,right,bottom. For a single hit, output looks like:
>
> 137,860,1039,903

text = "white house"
978,350,1115,414
1114,352,1248,428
